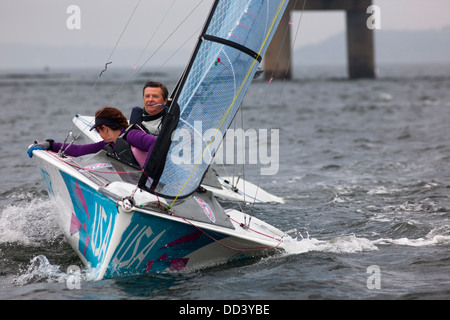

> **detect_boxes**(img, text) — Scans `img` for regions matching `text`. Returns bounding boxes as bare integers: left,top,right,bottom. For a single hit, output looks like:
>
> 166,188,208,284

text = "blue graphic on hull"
60,171,117,270
108,212,227,276
39,168,54,196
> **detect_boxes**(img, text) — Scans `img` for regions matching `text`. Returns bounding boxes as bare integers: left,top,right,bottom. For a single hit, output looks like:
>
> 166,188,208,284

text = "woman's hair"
94,106,128,130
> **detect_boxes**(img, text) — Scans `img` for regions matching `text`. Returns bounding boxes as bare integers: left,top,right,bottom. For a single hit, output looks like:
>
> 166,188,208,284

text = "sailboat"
28,0,289,280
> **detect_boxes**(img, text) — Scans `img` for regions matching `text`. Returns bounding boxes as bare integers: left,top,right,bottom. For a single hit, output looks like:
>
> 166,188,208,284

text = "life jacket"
141,116,163,136
104,124,145,169
130,106,165,136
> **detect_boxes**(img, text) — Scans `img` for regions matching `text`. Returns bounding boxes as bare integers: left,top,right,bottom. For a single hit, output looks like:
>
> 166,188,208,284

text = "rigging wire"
108,0,206,105
263,0,306,91
105,0,179,106
247,0,307,212
79,0,143,135
77,1,205,138
149,26,203,77
130,0,178,71
88,0,142,95
238,106,247,210
277,0,306,96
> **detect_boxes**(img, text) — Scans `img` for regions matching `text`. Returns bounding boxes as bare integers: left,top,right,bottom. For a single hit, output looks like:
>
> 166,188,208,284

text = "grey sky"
2,0,449,46
0,0,449,68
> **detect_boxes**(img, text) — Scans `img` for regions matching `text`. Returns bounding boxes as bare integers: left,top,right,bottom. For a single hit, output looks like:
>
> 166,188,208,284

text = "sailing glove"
27,139,54,158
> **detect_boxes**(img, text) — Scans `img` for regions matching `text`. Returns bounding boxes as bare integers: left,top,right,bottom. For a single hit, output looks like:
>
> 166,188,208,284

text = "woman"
28,107,156,169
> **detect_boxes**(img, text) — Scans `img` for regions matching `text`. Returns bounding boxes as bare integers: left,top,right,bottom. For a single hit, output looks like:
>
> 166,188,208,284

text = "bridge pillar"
346,9,375,78
264,0,375,79
264,1,294,80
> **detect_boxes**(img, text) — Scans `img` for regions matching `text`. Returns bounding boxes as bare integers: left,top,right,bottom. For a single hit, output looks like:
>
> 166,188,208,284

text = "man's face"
143,87,167,116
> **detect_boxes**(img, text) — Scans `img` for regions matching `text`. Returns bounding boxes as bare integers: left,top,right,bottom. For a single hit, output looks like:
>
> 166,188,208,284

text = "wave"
0,197,62,245
280,233,378,255
280,224,450,256
12,255,70,286
373,225,450,247
12,255,94,287
11,226,450,287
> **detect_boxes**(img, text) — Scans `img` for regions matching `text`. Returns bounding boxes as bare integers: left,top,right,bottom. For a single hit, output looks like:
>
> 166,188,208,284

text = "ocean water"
1,63,450,300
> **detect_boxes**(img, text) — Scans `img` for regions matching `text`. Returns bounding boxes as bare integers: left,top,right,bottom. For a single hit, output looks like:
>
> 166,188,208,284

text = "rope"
130,0,178,70
265,0,306,100
88,0,143,97
108,0,206,105
165,204,283,252
246,0,307,213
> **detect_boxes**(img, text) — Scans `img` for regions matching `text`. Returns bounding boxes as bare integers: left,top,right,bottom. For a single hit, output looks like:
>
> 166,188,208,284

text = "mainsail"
142,0,289,200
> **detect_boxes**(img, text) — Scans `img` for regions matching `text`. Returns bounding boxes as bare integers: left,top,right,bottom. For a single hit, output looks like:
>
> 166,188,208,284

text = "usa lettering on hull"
112,224,166,271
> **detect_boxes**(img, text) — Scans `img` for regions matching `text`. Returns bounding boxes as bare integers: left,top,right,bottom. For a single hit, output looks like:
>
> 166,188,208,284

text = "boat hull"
32,150,284,280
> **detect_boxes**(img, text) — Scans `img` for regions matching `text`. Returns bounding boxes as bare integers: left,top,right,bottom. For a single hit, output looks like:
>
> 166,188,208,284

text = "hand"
27,140,51,158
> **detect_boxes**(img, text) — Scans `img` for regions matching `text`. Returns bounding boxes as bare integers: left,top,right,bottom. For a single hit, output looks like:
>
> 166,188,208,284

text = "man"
130,81,168,136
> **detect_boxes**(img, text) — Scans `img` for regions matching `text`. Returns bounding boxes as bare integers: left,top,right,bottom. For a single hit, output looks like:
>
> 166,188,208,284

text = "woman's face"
96,125,118,143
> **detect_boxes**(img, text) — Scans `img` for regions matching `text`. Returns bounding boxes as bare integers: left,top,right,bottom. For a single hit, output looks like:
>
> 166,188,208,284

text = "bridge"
265,0,376,79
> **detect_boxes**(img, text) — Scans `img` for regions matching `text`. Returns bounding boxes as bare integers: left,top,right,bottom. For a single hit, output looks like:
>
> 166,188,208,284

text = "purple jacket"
52,129,157,167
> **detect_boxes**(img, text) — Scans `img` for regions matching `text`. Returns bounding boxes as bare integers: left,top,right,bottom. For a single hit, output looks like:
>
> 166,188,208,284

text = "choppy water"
1,63,450,300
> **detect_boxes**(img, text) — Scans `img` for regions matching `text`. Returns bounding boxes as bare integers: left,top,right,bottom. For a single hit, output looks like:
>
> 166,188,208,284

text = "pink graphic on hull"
145,253,190,272
70,212,86,236
144,231,205,272
74,181,90,220
161,231,202,249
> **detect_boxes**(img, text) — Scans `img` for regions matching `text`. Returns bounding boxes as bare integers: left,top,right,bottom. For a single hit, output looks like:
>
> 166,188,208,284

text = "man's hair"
143,81,168,101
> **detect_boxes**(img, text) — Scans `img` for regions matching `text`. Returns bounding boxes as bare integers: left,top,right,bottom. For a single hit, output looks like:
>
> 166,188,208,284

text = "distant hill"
0,44,191,70
1,26,449,70
294,26,450,65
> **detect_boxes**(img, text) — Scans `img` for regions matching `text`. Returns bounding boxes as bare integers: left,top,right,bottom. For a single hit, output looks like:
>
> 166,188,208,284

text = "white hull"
203,175,285,204
32,149,285,280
